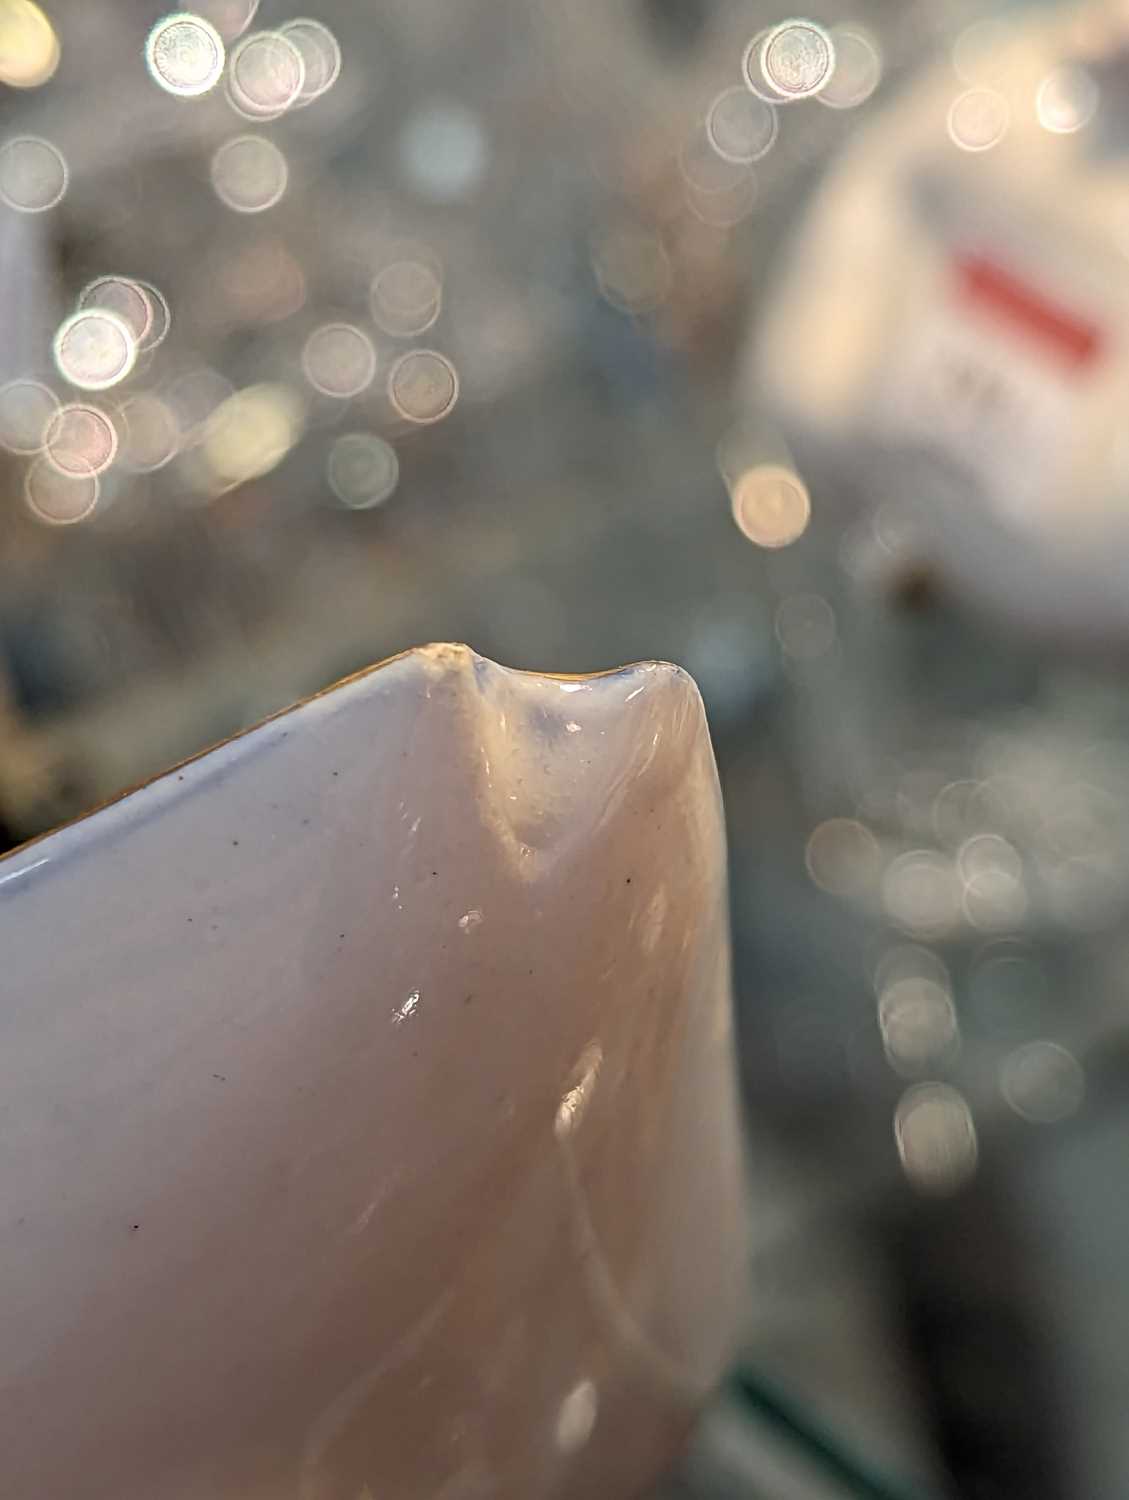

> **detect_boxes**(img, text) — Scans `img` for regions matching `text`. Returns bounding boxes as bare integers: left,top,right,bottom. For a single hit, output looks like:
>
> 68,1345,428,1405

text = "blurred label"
880,291,1079,519
955,255,1103,370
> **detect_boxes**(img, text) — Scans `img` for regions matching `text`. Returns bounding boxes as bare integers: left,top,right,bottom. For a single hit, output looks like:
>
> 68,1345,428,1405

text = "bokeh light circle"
387,349,459,424
0,378,57,454
327,433,399,509
53,310,137,392
118,393,180,472
227,30,305,119
805,817,880,896
883,850,961,937
145,12,225,98
706,87,778,163
948,88,1010,152
1035,66,1098,135
1001,1041,1085,1123
0,134,66,211
952,17,1014,86
879,977,959,1074
77,277,154,347
818,26,882,110
301,323,377,399
745,19,835,102
679,130,757,225
279,18,341,106
370,257,443,338
25,453,99,525
44,402,118,476
210,134,288,212
133,281,172,351
895,1083,978,1194
731,464,811,548
775,593,836,660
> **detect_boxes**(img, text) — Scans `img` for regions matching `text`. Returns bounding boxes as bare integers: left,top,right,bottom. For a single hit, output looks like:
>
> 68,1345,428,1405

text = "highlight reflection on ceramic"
0,643,744,1499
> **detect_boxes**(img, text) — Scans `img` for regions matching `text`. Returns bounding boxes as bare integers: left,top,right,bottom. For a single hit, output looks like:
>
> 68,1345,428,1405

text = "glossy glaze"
0,643,744,1499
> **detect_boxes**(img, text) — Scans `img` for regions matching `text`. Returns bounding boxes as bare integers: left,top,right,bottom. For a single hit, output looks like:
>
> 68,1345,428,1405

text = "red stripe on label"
955,255,1103,369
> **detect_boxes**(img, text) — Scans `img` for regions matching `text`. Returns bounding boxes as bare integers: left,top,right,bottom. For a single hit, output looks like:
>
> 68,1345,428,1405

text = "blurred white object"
744,3,1129,641
0,643,744,1499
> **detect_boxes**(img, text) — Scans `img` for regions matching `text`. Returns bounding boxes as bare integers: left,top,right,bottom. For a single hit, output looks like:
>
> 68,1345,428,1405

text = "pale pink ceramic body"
0,644,744,1499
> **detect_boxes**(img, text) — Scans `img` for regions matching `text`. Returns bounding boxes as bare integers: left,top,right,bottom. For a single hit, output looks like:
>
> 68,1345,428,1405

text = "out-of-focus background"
7,0,1129,1493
